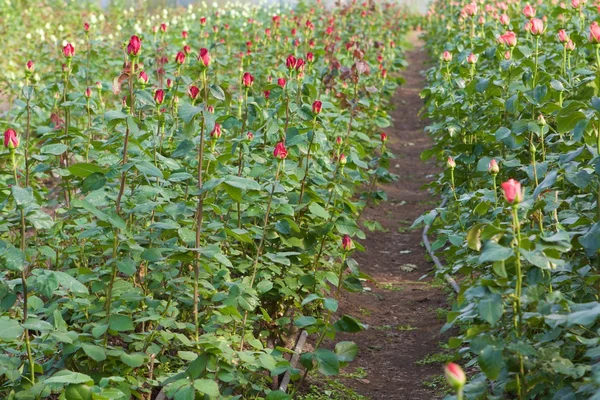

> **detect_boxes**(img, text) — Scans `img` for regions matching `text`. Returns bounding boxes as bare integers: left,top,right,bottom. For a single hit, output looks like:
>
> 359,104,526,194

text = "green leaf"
41,143,68,155
478,242,513,264
187,354,208,380
64,384,92,400
53,272,88,295
209,84,226,100
12,186,34,207
333,315,365,332
109,314,134,331
478,295,503,326
2,247,25,272
193,379,220,397
567,303,600,326
335,341,358,363
266,390,291,400
479,345,503,380
174,385,195,400
81,343,106,362
104,110,128,122
0,316,24,340
308,203,329,219
179,103,203,124
135,161,163,179
119,352,145,367
82,172,106,193
45,370,93,385
294,316,317,328
68,163,105,178
315,349,340,376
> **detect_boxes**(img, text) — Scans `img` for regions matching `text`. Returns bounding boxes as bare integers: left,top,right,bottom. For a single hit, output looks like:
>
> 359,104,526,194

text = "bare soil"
324,33,451,400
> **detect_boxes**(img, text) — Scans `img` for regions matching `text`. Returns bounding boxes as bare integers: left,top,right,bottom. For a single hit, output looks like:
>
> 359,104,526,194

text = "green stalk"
298,117,317,204
492,175,498,206
533,36,539,89
511,204,526,399
450,167,458,201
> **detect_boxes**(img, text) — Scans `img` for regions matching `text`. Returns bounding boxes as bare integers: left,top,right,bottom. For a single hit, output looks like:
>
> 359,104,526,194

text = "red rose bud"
530,18,544,36
242,72,254,87
127,35,142,56
182,31,188,39
154,89,165,105
444,363,466,391
166,79,173,89
3,129,19,149
138,71,149,85
447,156,456,169
291,28,297,36
210,123,222,139
188,85,200,100
501,178,523,204
307,52,314,63
96,81,102,90
84,87,92,98
160,23,167,33
286,54,297,69
380,132,388,143
273,141,288,159
63,43,75,58
25,60,35,74
213,25,218,33
381,69,387,78
488,159,499,175
207,105,214,113
200,17,207,26
175,51,186,65
312,100,322,114
277,77,286,88
264,90,270,99
309,38,315,48
199,48,211,67
273,15,281,25
336,136,342,145
246,131,254,141
84,22,90,32
265,28,272,37
341,234,353,251
591,22,600,43
339,153,347,165
295,58,305,71
183,45,192,55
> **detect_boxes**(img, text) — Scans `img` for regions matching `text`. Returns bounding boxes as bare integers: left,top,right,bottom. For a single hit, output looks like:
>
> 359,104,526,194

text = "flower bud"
246,131,254,141
447,156,456,169
154,89,165,105
467,53,478,64
339,153,347,165
188,85,200,100
444,363,466,391
273,141,288,159
62,43,75,58
25,60,35,75
138,71,149,85
198,48,211,67
3,129,19,150
312,100,322,114
210,123,222,139
380,132,388,143
488,159,499,175
501,178,523,204
182,30,188,39
530,18,544,36
242,72,254,87
336,136,343,146
175,51,186,65
96,81,102,90
591,22,600,43
523,4,536,18
341,234,354,251
442,50,452,62
277,77,286,88
84,87,92,98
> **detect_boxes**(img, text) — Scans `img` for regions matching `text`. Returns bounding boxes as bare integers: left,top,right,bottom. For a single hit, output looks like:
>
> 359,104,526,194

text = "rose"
501,178,523,204
127,35,141,56
336,136,343,145
200,17,207,26
84,87,92,98
183,45,192,55
154,89,165,105
198,48,211,67
138,71,149,85
341,235,354,251
444,363,466,391
188,85,200,100
572,0,580,8
277,77,286,88
307,52,314,63
566,39,576,51
246,132,254,141
312,100,322,114
381,69,387,78
84,22,90,32
530,18,544,36
166,79,173,89
558,29,568,43
182,31,188,39
273,142,288,159
264,90,270,99
210,123,222,139
499,14,510,26
207,105,214,113
467,53,478,64
62,43,75,58
3,129,19,149
96,81,102,90
447,156,456,169
160,23,167,33
380,132,388,143
242,72,254,87
295,58,305,71
498,31,517,47
590,22,600,43
175,51,186,65
339,153,347,165
25,60,35,75
286,54,297,69
488,159,499,175
442,50,452,62
523,4,536,18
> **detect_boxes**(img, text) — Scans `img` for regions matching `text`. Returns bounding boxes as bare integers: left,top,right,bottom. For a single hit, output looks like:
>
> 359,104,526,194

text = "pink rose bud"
138,71,149,85
210,123,222,139
444,363,466,391
3,129,19,149
501,178,523,204
380,132,388,143
25,60,35,74
590,22,600,43
341,234,354,251
558,29,568,43
207,105,214,113
166,79,173,89
478,16,485,25
265,28,271,37
127,35,142,56
242,72,254,87
336,136,343,145
188,85,200,100
175,51,186,65
566,39,575,51
530,18,544,35
488,159,499,174
246,132,254,141
182,31,188,39
277,77,286,88
183,45,192,55
339,153,347,165
447,156,456,169
523,4,536,18
312,100,323,114
505,50,512,60
572,0,580,8
84,87,92,98
442,50,452,62
62,43,75,58
273,141,288,159
199,48,211,67
499,31,517,47
500,14,510,26
96,81,102,90
467,53,478,64
160,23,167,33
154,89,165,105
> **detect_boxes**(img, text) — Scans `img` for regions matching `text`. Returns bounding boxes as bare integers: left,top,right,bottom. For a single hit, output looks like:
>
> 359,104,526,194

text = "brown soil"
324,34,451,399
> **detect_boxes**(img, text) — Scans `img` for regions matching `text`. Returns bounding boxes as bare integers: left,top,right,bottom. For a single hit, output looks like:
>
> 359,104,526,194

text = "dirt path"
331,33,450,399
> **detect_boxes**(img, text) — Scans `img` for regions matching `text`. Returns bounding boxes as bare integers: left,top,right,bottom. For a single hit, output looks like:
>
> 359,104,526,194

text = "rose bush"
0,0,413,399
419,0,600,398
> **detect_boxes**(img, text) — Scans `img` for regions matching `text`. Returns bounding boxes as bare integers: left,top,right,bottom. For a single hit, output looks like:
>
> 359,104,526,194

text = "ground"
310,33,452,400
